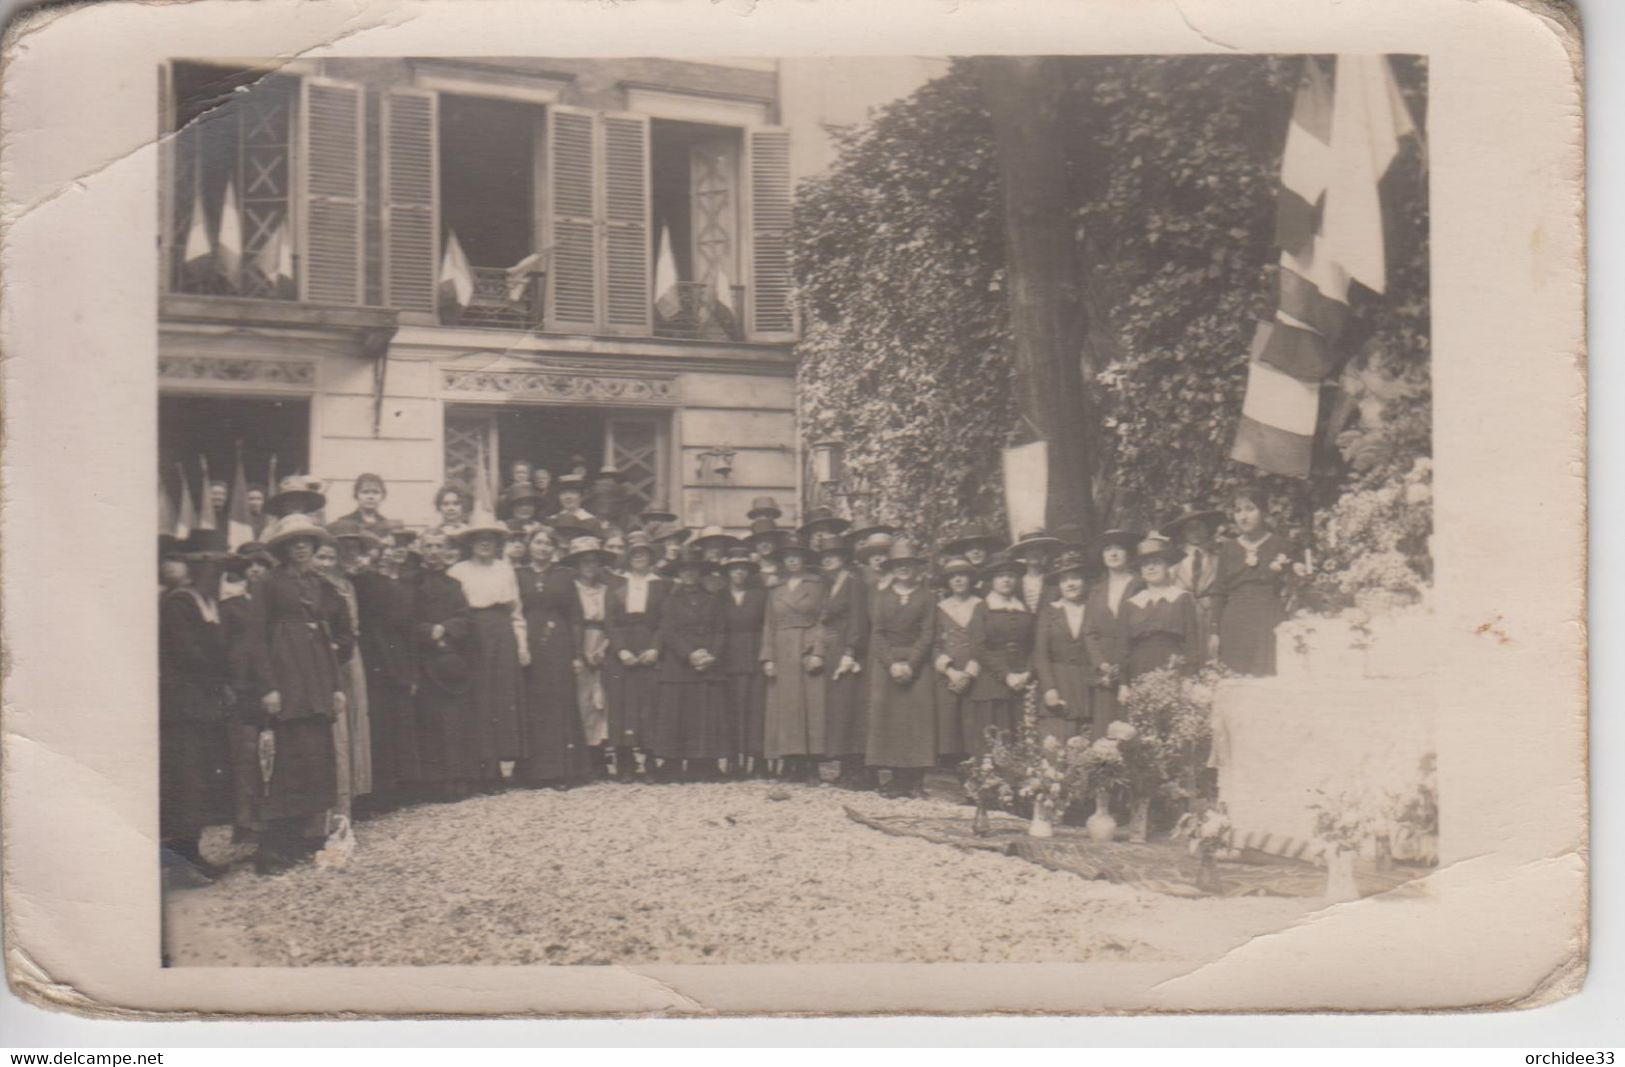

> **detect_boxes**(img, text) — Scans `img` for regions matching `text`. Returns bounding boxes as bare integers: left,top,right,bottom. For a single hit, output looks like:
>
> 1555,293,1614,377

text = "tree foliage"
792,55,1430,557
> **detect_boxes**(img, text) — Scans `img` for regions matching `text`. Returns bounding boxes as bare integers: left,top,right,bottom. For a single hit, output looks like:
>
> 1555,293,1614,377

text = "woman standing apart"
604,532,665,780
1121,536,1202,679
448,515,530,786
719,550,769,776
411,530,479,801
254,514,345,873
965,554,1034,757
864,539,937,798
515,527,592,788
931,557,984,766
759,537,827,782
812,531,869,787
1213,487,1293,676
653,548,730,780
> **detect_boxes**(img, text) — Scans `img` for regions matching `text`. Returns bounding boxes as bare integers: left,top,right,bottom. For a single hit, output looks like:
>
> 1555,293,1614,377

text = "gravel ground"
164,782,1312,966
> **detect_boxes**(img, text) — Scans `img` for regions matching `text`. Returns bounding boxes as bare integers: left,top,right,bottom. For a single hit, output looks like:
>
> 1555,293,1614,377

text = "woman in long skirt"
1212,486,1293,676
515,527,592,788
1032,553,1109,743
564,535,614,771
1121,536,1202,679
812,531,869,787
719,551,768,775
604,532,666,779
351,526,420,809
253,514,344,874
864,540,937,797
653,549,730,779
313,537,367,814
448,517,530,786
1083,529,1142,728
220,549,275,836
965,554,1033,757
411,529,479,801
931,557,983,766
158,552,235,872
759,538,827,781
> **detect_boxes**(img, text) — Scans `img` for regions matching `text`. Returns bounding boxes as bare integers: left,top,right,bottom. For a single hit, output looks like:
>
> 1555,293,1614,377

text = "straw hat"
879,538,926,571
1162,505,1226,542
649,522,692,545
797,506,851,541
264,512,335,550
941,523,1006,558
563,536,616,568
621,530,659,564
692,525,742,553
854,529,896,562
746,496,783,521
1008,528,1064,561
1046,547,1093,583
450,510,509,543
1132,535,1185,567
938,556,978,579
265,475,326,518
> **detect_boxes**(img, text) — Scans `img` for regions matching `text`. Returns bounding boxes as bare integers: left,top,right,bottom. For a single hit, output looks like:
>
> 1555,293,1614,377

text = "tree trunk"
974,56,1098,539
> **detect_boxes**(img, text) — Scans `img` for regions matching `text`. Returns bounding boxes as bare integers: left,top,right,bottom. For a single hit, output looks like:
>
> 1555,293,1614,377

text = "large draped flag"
1232,55,1417,478
227,445,255,549
438,229,475,313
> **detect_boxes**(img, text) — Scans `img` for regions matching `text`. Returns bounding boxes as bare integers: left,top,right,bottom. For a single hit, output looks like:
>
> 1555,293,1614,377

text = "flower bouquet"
1074,735,1131,842
959,739,1016,837
1172,801,1234,893
1308,788,1379,901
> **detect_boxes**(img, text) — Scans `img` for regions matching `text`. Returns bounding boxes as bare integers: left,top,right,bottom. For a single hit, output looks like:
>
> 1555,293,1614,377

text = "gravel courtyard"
164,782,1312,967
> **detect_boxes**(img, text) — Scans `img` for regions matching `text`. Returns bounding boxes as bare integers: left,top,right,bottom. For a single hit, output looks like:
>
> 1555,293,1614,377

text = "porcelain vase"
1085,789,1118,842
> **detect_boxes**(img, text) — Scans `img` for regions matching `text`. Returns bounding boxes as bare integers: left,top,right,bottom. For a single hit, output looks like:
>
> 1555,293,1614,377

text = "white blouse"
575,580,608,623
448,559,527,648
623,573,655,615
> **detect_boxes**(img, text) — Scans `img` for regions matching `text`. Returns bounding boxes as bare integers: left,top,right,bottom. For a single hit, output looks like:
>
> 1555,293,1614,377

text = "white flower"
1106,721,1137,742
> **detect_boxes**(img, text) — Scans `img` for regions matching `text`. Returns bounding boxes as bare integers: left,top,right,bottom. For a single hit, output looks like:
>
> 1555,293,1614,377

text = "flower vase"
972,801,992,838
1085,788,1118,843
1028,798,1055,838
1128,796,1151,844
1325,847,1360,902
1195,850,1223,893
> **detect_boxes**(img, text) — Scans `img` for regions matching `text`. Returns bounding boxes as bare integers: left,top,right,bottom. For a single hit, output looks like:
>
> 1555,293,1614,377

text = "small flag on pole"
159,476,178,539
174,464,197,543
438,229,475,312
654,225,681,321
217,176,244,291
227,445,255,549
182,184,212,281
197,455,218,535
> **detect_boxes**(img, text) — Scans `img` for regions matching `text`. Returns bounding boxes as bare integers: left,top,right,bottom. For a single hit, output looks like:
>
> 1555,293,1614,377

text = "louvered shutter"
546,106,599,331
600,112,651,334
299,77,365,305
382,89,439,313
745,127,794,340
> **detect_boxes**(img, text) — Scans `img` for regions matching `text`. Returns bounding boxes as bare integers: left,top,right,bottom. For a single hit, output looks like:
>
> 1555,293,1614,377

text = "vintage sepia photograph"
149,50,1439,970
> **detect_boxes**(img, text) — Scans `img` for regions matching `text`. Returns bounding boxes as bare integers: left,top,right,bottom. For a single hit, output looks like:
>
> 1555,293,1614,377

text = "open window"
650,119,744,341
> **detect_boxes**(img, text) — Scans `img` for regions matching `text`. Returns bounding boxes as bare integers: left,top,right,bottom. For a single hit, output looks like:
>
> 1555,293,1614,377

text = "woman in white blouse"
448,515,530,787
563,535,614,760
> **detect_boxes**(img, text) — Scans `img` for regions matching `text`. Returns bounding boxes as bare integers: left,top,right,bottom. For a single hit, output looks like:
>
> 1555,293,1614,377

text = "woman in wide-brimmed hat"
797,506,851,543
266,475,327,520
931,556,984,767
564,535,616,765
1032,551,1115,744
158,550,236,876
717,549,769,776
498,483,547,529
965,553,1035,758
850,525,898,596
809,530,869,787
602,531,666,780
941,523,1007,574
1009,528,1064,612
1212,486,1294,677
759,536,826,781
1081,527,1143,726
1121,535,1201,680
864,539,937,796
447,514,530,787
745,518,789,589
513,526,592,790
251,514,345,873
651,548,730,780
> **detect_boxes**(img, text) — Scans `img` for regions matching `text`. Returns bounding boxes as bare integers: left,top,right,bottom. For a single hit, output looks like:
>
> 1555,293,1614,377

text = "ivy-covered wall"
793,55,1430,575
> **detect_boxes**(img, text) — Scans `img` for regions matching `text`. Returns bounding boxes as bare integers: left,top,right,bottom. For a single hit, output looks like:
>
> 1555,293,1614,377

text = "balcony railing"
654,281,745,342
444,266,546,329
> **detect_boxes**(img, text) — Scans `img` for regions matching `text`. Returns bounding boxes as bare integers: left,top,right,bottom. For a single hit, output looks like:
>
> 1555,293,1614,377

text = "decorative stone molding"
439,368,680,405
158,356,316,388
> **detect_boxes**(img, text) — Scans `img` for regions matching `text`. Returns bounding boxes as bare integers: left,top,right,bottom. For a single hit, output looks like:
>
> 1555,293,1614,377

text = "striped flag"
1233,55,1417,478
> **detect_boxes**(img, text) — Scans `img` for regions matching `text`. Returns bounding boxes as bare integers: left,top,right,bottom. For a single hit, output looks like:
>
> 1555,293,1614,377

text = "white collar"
1129,585,1187,607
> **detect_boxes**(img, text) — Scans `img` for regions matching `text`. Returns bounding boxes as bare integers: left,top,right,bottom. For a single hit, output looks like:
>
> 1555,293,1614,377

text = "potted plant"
959,734,1016,837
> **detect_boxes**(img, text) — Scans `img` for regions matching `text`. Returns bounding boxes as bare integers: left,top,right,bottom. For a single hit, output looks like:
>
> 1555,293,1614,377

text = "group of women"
158,471,1293,877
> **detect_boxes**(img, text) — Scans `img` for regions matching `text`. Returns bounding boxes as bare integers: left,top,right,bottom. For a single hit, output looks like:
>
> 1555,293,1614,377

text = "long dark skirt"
413,684,480,795
160,720,235,839
604,660,660,749
1218,588,1282,676
1127,635,1187,680
467,605,524,768
518,660,593,784
963,696,1019,758
823,672,866,758
652,680,732,760
934,676,969,760
240,716,338,824
728,672,766,756
366,676,421,797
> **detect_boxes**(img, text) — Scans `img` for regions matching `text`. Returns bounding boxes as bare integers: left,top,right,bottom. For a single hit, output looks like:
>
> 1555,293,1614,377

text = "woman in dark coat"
812,531,870,786
447,518,530,786
219,552,274,836
1032,551,1115,742
411,529,479,801
966,555,1033,757
1083,529,1142,727
653,549,730,779
1121,536,1203,679
759,538,827,779
352,532,420,807
931,557,984,765
864,540,937,797
515,527,593,788
254,515,345,872
719,551,769,776
158,553,235,863
1213,486,1293,676
604,532,667,778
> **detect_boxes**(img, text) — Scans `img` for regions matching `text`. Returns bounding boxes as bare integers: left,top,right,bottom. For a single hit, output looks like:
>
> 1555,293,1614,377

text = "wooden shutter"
546,105,599,331
299,77,365,305
382,89,439,313
745,126,794,340
600,112,651,334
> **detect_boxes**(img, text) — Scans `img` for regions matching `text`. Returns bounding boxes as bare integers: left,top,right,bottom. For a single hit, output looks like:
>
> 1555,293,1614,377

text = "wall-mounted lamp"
698,445,736,481
811,439,844,487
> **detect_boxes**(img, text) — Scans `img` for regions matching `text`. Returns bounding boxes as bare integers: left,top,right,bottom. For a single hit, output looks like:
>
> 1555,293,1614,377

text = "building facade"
159,57,801,529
